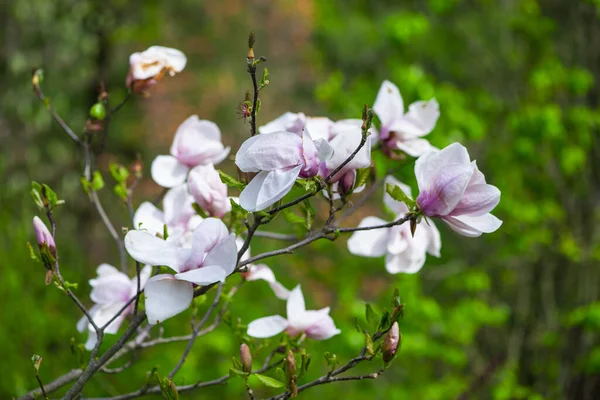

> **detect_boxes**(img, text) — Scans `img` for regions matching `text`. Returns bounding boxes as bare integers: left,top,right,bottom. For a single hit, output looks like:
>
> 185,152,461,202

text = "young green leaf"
253,373,285,388
218,170,245,190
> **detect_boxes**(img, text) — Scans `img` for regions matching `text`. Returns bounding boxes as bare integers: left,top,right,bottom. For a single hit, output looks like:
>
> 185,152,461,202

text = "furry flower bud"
240,343,252,373
382,322,400,363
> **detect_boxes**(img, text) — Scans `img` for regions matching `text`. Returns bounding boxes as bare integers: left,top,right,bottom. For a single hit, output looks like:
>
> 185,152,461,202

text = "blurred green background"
2,0,599,398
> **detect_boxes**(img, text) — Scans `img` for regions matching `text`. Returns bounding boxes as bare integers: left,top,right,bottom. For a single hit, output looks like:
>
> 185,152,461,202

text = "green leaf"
365,303,381,327
91,171,104,191
354,167,371,189
218,170,245,189
31,182,44,210
109,163,130,183
80,177,91,194
253,373,285,388
31,354,42,372
261,68,270,86
26,242,40,262
113,183,128,202
378,310,391,331
299,349,311,379
229,367,247,378
192,203,209,219
385,183,415,208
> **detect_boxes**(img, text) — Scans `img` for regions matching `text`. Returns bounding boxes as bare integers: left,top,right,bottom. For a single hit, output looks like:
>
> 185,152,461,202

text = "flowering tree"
22,33,501,399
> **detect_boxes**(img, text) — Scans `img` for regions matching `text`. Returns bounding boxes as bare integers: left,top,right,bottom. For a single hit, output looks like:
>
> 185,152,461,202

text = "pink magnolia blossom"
133,185,202,247
151,115,230,188
347,176,440,273
373,80,440,157
77,264,152,350
33,216,56,255
415,143,502,237
188,164,231,218
247,285,340,340
124,218,237,324
126,46,187,91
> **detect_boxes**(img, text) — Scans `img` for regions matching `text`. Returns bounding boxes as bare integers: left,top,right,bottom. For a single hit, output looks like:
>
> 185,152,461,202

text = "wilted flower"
373,80,439,157
382,322,400,363
77,264,152,350
133,185,202,247
247,285,340,340
124,218,237,324
188,164,231,218
151,115,230,188
415,143,502,237
33,216,56,257
347,176,440,273
126,46,187,92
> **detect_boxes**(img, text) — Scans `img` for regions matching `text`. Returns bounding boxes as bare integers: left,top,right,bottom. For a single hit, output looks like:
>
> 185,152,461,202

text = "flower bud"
188,164,230,218
382,322,400,363
339,170,356,196
285,350,297,397
240,343,252,373
33,216,56,258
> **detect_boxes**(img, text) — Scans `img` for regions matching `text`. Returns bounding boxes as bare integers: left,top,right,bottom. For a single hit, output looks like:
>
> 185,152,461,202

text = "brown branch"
18,369,83,400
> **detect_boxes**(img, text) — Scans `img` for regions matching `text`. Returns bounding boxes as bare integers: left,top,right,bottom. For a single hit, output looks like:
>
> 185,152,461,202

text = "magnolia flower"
188,164,231,218
77,264,152,350
415,143,502,237
126,46,187,91
235,130,330,211
124,218,237,324
133,185,202,247
347,176,440,273
259,112,334,141
33,216,56,256
237,239,290,300
247,285,340,340
151,115,230,188
373,80,440,157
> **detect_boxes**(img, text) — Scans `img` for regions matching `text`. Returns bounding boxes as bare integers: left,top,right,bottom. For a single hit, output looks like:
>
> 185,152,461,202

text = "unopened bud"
410,218,417,238
339,170,356,196
33,216,56,258
240,343,252,373
382,322,400,363
89,103,106,121
131,158,143,178
285,350,297,397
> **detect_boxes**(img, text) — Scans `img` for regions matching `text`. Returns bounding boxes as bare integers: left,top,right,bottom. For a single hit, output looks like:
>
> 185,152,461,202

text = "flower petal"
151,155,189,188
189,217,231,262
451,183,501,217
239,166,302,212
443,213,503,237
170,116,230,166
373,80,404,129
389,99,440,137
347,217,390,257
144,275,194,324
162,184,196,227
305,315,341,340
395,138,434,157
417,163,475,216
247,315,289,338
175,265,227,285
305,117,334,141
259,112,306,135
414,143,470,193
124,230,182,271
286,285,306,326
202,233,238,276
385,249,426,274
133,202,165,234
235,132,303,172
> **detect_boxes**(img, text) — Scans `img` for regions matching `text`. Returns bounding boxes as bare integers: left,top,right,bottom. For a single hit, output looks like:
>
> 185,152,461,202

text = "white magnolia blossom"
77,264,152,350
415,143,502,237
133,185,202,247
188,163,231,218
236,238,290,300
124,218,237,324
247,285,340,340
373,80,440,157
347,176,441,273
126,46,187,90
151,115,230,188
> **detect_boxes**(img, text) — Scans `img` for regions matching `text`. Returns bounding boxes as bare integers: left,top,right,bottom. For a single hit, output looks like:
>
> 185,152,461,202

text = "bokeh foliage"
1,0,599,399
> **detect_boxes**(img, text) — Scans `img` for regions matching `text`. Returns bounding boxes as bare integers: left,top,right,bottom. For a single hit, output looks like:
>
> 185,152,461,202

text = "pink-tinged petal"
246,264,290,300
170,116,229,166
386,225,409,255
286,285,307,327
129,265,153,298
269,282,291,300
91,302,128,334
124,230,182,271
325,131,372,179
315,139,334,162
395,138,433,157
248,315,289,338
347,217,390,257
175,265,227,285
414,143,470,192
384,247,426,274
33,216,55,250
128,46,186,81
188,164,229,218
443,213,503,237
389,99,440,137
417,163,475,217
235,132,304,172
301,129,319,176
305,117,334,141
383,176,412,215
239,166,302,212
305,315,341,340
373,80,404,129
133,202,165,234
451,183,500,217
163,185,196,228
89,270,131,305
77,305,99,333
144,275,194,324
292,308,331,332
151,155,189,188
202,233,238,276
422,218,441,257
190,217,230,261
84,333,98,351
94,263,120,277
259,112,306,135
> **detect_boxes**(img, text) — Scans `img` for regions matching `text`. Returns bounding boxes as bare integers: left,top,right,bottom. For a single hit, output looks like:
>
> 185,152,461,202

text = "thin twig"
253,231,298,241
32,82,80,144
18,369,82,400
90,190,127,272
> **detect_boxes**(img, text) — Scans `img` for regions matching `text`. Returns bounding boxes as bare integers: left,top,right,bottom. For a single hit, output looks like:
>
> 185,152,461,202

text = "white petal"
91,302,129,334
247,315,289,338
286,285,306,326
246,264,276,283
190,217,230,261
133,202,165,234
202,233,238,276
163,184,195,227
385,249,426,274
346,217,390,257
175,265,227,285
124,230,182,271
315,139,334,162
269,282,291,300
239,166,302,212
94,264,121,278
326,130,371,177
443,213,503,237
259,112,306,135
144,275,194,324
305,117,334,141
235,132,303,172
415,143,470,192
170,116,229,166
89,271,131,305
395,138,433,157
451,183,501,217
373,80,404,129
151,155,189,188
390,99,440,137
305,315,341,340
84,333,98,351
422,218,442,257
